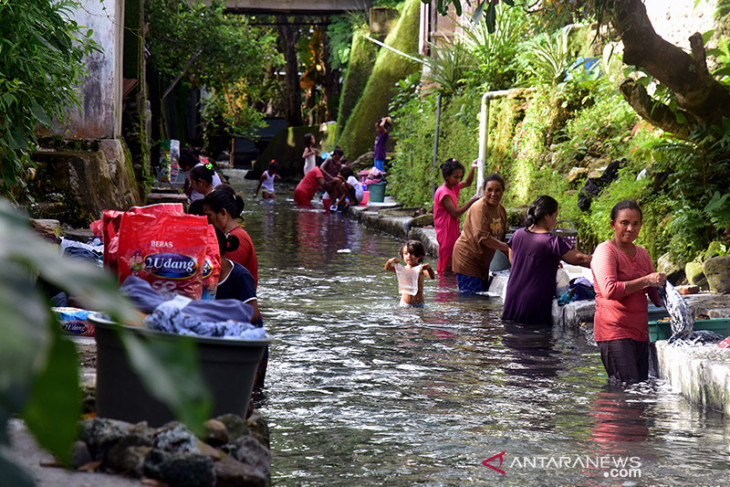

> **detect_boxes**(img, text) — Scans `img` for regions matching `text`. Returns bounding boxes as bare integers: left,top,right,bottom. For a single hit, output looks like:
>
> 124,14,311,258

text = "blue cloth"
120,276,253,323
216,262,263,328
373,159,385,172
457,273,491,294
144,301,265,339
557,277,596,306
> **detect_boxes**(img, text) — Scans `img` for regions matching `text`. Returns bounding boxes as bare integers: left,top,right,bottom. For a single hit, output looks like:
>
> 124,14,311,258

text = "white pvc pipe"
477,88,535,196
363,34,425,64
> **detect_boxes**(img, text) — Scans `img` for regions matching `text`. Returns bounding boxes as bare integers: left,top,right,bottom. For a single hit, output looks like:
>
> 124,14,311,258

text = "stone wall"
29,139,143,227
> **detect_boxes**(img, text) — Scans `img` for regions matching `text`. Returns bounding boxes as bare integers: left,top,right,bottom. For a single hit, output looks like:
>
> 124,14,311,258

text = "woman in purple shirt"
502,195,592,325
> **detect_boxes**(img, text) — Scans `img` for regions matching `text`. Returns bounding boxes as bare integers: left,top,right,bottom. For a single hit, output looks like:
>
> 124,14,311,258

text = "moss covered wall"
337,0,421,159
28,139,143,226
336,28,379,133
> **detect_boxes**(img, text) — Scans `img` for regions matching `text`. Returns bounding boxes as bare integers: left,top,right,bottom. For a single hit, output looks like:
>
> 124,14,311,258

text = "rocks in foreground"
77,413,270,486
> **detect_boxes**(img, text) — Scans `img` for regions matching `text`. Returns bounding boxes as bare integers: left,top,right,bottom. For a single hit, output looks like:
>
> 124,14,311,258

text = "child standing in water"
302,133,319,174
254,160,281,199
384,240,435,308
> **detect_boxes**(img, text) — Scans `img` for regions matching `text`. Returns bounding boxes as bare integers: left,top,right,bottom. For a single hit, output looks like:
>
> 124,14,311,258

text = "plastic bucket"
368,182,386,203
91,315,269,425
489,250,511,271
359,191,370,206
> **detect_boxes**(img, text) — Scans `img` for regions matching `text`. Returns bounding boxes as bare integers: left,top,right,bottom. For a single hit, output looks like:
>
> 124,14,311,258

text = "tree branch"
613,0,730,127
689,32,710,78
619,79,693,138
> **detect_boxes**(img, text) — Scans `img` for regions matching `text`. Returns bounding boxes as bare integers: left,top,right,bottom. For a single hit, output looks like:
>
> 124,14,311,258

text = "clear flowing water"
231,174,729,486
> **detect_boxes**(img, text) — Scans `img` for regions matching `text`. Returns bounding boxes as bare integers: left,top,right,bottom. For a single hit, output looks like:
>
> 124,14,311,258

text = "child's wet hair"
268,160,278,172
399,240,426,262
440,158,465,179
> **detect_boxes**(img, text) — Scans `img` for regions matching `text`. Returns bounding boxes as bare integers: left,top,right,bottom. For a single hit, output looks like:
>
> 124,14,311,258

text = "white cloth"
395,264,421,296
347,175,364,202
261,170,276,193
303,154,316,174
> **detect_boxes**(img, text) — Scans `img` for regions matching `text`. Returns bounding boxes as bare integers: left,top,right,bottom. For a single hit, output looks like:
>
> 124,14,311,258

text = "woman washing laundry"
591,199,665,384
501,195,592,325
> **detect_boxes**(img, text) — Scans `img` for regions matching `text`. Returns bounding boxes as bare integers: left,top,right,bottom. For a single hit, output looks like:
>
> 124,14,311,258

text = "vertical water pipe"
477,90,491,196
477,88,535,197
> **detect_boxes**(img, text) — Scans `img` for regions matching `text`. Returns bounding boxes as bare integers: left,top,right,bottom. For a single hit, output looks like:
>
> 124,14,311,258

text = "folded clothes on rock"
120,276,261,338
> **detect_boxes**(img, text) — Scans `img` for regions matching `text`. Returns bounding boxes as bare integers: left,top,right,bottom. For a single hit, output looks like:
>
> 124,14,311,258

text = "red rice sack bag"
90,219,103,238
129,203,184,216
117,212,209,299
201,224,221,300
102,210,125,276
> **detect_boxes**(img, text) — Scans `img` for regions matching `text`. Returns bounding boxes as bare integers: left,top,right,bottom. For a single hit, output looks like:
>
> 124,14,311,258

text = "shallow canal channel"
231,174,729,486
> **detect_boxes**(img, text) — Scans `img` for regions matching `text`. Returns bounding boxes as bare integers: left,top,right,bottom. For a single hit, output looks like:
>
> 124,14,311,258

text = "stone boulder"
657,253,685,284
29,139,144,226
410,212,434,228
143,449,216,487
704,256,730,294
685,261,708,288
704,241,727,261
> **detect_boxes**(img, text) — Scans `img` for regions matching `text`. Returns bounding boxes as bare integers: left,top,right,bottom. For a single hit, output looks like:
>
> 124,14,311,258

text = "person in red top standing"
203,185,259,286
591,199,665,384
432,158,479,274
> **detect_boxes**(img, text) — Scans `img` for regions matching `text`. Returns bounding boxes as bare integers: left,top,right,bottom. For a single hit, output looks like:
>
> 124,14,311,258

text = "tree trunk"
277,15,303,127
612,0,730,129
320,19,339,122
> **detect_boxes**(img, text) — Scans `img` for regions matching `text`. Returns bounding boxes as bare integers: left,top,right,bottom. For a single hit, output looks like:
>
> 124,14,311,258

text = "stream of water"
229,172,729,486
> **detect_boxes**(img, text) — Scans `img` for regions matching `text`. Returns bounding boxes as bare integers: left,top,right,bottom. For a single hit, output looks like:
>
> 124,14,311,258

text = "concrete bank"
347,201,730,415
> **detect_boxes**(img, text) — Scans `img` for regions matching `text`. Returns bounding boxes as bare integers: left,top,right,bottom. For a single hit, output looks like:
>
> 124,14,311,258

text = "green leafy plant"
461,2,528,90
422,37,478,95
0,0,100,200
0,200,211,486
704,191,730,230
327,11,367,71
517,26,571,85
145,0,280,139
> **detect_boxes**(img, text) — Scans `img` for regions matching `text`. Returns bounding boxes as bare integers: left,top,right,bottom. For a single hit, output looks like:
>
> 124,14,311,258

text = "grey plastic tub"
90,314,269,426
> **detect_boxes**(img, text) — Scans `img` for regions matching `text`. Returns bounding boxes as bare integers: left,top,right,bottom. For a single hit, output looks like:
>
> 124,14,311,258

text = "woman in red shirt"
203,185,259,286
591,200,665,384
294,166,325,205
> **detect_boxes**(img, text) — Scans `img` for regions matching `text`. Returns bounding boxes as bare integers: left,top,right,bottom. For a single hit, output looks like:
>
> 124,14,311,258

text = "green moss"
337,0,420,158
336,27,378,132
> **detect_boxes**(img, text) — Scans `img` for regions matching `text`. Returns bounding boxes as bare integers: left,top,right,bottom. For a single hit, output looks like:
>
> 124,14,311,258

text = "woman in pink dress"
433,158,479,274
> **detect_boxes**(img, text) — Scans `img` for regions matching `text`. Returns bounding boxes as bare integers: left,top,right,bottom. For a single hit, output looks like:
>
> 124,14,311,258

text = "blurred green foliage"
0,0,99,201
